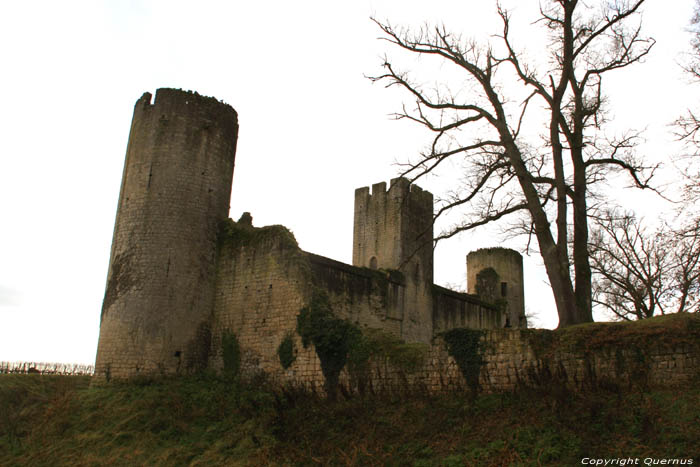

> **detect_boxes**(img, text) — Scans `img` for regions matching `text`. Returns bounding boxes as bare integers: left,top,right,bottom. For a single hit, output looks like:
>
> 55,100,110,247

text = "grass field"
1,371,698,466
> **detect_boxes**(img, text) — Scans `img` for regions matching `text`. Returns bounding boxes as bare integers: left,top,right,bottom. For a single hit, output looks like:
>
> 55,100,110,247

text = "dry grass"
1,371,698,466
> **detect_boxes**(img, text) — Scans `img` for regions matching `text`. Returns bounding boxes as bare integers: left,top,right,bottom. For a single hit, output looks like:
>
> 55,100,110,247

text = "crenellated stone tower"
95,89,238,379
467,248,526,329
352,178,434,342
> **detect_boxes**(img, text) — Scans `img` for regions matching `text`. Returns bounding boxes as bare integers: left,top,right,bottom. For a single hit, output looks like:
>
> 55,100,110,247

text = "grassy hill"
1,370,698,466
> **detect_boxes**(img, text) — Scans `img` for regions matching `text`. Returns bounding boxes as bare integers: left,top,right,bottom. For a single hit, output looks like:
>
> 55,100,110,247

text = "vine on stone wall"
221,330,241,380
297,289,360,399
441,328,486,395
346,328,428,393
296,289,429,397
277,332,296,370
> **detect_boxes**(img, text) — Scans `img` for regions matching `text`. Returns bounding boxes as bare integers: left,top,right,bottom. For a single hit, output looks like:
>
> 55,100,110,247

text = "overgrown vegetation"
475,267,500,302
221,330,241,379
441,328,486,395
1,373,698,466
219,217,299,251
276,332,296,370
518,313,700,392
474,267,509,316
297,290,359,399
347,327,429,393
521,312,700,358
297,289,429,397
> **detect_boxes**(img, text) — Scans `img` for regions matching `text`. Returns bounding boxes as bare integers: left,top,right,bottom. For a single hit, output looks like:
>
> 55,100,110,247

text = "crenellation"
388,176,409,194
371,181,387,195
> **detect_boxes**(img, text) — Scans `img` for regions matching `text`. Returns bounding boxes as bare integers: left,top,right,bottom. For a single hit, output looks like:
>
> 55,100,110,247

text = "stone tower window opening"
369,256,378,269
501,282,508,297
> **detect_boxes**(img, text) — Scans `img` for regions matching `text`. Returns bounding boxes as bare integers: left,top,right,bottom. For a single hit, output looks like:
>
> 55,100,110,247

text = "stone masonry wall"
432,285,503,333
280,313,700,394
308,253,406,338
352,178,434,343
467,247,526,329
208,219,504,389
209,222,698,396
210,220,321,386
96,89,238,379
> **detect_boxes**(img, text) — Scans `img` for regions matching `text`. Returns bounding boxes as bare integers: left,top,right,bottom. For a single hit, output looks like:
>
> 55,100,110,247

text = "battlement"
355,177,433,211
353,176,433,283
135,88,238,131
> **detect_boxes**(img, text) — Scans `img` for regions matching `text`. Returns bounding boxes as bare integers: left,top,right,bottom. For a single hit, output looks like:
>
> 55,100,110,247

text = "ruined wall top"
135,88,238,131
467,247,523,264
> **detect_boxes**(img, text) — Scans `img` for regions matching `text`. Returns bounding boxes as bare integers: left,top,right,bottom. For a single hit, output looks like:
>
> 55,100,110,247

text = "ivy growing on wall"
297,289,360,399
442,328,486,395
221,330,241,380
356,329,427,373
297,289,430,398
277,332,296,370
346,327,428,393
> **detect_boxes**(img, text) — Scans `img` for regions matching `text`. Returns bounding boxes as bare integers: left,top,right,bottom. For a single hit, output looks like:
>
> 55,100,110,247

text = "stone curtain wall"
432,285,503,333
210,220,316,381
269,314,699,394
308,253,406,339
211,221,698,394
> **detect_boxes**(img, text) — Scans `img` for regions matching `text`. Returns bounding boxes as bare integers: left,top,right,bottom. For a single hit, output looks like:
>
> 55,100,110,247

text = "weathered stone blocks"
95,89,238,379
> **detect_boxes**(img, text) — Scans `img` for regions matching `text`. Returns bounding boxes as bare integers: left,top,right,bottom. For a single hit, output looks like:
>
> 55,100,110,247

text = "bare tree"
671,222,700,314
673,0,700,210
681,0,700,81
590,210,700,320
666,0,700,317
589,211,670,320
371,0,656,327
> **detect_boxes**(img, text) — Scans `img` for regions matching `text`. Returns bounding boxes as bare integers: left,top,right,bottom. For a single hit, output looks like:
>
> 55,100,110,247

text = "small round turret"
467,248,526,328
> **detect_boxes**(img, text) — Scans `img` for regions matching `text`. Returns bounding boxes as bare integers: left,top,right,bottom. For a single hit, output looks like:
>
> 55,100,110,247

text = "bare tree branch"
370,0,655,327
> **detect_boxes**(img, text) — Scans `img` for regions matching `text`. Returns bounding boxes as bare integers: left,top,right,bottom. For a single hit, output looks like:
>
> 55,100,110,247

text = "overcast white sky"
1,1,697,364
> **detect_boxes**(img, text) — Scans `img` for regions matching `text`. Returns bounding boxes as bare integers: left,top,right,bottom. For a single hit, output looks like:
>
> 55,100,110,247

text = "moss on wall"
522,313,700,358
218,218,300,251
348,328,428,379
518,313,700,390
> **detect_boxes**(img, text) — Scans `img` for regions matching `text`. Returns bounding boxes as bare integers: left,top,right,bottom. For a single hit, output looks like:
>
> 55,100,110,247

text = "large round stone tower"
95,89,238,379
467,248,526,329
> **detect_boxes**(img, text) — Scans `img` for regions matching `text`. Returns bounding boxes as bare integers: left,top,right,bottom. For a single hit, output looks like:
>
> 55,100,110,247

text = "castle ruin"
95,89,526,381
